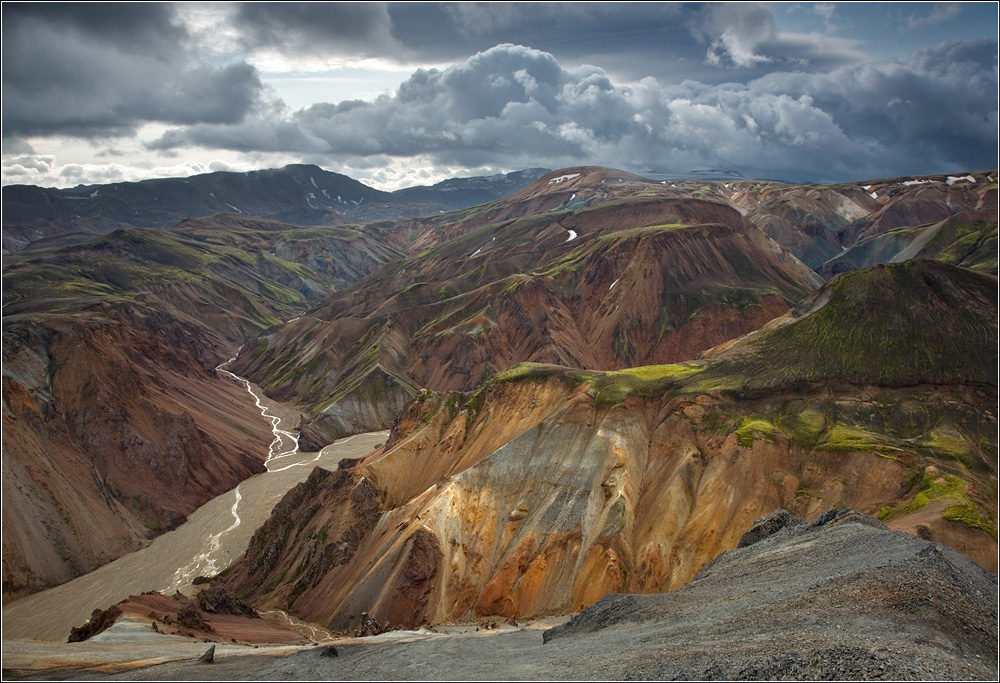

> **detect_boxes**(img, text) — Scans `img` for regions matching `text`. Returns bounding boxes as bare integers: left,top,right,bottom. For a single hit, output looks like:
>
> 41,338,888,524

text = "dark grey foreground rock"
545,509,998,680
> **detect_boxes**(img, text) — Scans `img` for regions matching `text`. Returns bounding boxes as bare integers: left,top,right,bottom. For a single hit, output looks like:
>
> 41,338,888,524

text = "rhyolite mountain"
223,260,996,633
230,167,824,443
2,165,996,607
227,166,996,446
1,165,549,253
727,171,997,268
2,218,399,600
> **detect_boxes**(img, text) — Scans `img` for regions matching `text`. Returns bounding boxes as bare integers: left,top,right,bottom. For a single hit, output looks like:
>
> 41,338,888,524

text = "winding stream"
2,358,388,642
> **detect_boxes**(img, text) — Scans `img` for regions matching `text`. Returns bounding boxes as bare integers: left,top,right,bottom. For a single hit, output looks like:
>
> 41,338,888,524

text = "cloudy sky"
2,2,997,190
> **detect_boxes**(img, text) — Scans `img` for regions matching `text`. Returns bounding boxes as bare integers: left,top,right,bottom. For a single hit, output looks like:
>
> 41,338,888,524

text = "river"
2,364,388,642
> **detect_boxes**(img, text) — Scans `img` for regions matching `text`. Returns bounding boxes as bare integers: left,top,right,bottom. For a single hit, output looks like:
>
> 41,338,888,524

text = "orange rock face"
228,368,996,631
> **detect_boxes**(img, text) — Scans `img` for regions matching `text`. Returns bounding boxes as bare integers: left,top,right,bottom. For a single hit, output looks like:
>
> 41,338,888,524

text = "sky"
2,2,997,191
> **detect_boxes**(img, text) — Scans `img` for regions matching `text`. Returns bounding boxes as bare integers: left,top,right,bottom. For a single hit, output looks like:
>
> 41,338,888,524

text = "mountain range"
1,164,549,254
1,164,996,656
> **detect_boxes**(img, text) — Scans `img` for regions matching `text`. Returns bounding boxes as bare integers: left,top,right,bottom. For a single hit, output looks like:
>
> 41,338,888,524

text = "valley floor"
1,431,389,643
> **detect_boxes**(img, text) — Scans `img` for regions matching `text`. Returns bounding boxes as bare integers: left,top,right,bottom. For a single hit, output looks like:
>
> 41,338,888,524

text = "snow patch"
306,192,318,209
89,189,100,198
468,236,497,258
565,229,577,242
947,175,976,185
310,176,318,189
902,179,931,186
548,173,580,184
868,192,878,199
862,186,872,191
225,203,242,213
322,189,331,198
609,277,620,290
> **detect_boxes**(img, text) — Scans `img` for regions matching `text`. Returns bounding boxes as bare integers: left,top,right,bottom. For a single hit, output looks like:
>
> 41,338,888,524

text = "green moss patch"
589,362,707,408
735,417,780,448
776,409,827,448
815,424,899,455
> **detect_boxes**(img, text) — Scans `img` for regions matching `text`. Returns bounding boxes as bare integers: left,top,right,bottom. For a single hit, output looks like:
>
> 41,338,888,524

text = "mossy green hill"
703,260,997,392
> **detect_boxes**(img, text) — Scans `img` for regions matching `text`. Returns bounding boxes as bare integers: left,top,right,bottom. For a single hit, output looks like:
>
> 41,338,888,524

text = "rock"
811,508,887,530
355,611,382,637
192,575,213,585
198,645,215,664
297,416,329,452
68,605,122,642
317,644,339,657
737,509,806,548
197,582,258,618
177,603,213,632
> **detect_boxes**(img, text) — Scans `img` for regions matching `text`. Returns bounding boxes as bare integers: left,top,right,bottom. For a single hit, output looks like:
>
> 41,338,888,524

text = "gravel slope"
19,509,995,681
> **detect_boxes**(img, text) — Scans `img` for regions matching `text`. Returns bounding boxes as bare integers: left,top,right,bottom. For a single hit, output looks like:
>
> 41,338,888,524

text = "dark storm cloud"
2,2,189,61
147,40,997,182
233,2,406,58
390,2,865,85
1,2,265,139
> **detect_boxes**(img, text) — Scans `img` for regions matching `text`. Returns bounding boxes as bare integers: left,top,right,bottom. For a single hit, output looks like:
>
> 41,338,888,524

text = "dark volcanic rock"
198,645,215,664
544,509,998,680
736,508,806,547
67,605,122,643
196,582,258,618
176,603,213,632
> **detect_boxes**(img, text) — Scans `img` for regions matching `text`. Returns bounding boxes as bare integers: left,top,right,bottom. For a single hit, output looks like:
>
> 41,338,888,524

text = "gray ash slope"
75,509,997,681
545,509,998,681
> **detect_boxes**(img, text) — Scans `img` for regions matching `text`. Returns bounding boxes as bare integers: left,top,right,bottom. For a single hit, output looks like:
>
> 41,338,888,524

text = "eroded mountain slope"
232,170,821,442
1,222,397,600
225,261,997,632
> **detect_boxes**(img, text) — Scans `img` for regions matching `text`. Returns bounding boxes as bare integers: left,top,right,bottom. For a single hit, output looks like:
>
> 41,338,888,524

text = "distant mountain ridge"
1,165,550,253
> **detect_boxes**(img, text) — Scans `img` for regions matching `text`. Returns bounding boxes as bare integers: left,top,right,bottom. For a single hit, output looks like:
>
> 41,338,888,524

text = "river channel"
2,366,388,642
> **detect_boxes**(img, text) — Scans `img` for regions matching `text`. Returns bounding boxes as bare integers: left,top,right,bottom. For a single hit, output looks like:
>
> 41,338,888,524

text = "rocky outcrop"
540,509,998,680
67,605,122,642
196,582,258,619
176,603,213,632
